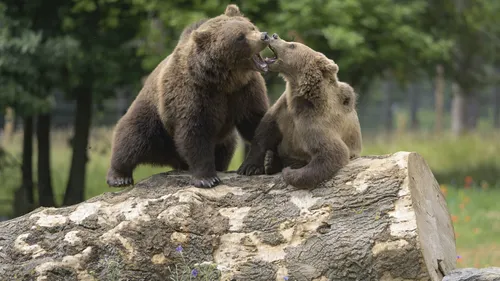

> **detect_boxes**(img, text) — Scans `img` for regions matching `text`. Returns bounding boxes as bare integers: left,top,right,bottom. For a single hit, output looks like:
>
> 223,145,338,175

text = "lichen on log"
0,151,457,281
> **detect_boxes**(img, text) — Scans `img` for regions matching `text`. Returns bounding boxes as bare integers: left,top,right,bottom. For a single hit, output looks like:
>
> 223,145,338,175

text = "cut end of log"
0,151,457,281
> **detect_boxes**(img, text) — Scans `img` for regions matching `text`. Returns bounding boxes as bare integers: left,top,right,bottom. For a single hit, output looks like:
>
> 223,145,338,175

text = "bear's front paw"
107,169,134,187
192,175,221,188
107,176,134,187
237,161,264,176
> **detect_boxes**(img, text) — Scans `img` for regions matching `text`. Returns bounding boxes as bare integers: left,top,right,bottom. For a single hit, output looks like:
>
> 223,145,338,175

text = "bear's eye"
237,33,246,41
289,43,296,49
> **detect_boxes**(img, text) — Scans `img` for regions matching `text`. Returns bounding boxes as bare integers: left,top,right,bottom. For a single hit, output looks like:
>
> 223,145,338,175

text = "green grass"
1,127,500,268
443,185,500,268
1,128,247,207
362,131,500,187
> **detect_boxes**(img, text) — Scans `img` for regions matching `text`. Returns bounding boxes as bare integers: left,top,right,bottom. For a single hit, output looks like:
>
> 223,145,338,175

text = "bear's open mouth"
252,53,268,72
264,45,278,64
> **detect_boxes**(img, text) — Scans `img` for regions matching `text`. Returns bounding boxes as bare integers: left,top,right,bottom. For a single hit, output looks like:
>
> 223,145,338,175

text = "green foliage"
130,0,213,71
268,0,453,87
0,3,78,115
425,0,500,92
58,0,148,99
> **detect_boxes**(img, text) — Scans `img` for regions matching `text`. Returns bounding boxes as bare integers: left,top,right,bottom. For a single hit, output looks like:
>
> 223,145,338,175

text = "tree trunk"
434,65,445,133
451,83,467,136
116,89,128,119
13,116,35,216
408,83,420,131
0,152,457,281
466,94,479,130
2,107,15,146
494,85,499,129
36,113,55,207
63,87,93,206
21,116,34,204
383,73,395,133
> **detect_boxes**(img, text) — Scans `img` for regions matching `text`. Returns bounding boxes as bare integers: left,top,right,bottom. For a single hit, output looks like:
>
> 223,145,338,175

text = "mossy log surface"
0,152,457,281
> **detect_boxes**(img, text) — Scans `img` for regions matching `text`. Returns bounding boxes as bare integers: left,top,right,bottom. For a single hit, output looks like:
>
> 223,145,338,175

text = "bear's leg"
237,112,283,175
237,94,285,176
174,116,221,189
215,132,237,172
281,157,308,170
234,77,270,143
263,150,282,175
282,137,349,188
106,119,146,187
107,103,173,187
170,158,190,171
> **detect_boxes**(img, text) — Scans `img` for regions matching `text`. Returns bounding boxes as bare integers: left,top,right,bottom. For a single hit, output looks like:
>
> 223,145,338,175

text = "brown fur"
237,34,362,188
106,4,271,188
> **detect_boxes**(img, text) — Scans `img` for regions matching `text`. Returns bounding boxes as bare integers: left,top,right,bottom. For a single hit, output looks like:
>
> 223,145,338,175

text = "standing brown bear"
237,34,362,188
106,4,271,188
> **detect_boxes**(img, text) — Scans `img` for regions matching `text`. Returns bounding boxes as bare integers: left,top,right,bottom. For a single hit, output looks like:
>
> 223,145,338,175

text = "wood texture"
0,152,457,281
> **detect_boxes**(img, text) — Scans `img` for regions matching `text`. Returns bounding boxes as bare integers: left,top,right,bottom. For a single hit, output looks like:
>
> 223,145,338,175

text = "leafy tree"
268,0,452,92
0,2,78,208
60,0,147,205
425,0,500,134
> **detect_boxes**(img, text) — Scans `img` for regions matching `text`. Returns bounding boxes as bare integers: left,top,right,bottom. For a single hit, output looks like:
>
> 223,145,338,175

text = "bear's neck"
283,71,324,101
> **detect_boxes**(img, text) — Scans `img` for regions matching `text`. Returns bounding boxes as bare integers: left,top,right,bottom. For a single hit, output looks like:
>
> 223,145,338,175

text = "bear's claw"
236,162,264,176
192,175,221,188
107,176,134,187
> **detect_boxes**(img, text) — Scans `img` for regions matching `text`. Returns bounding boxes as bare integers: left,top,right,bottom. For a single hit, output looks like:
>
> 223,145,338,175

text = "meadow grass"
443,185,500,268
1,127,499,267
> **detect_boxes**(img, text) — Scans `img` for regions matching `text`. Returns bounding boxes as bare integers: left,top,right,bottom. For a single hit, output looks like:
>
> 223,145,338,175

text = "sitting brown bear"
106,5,271,189
237,33,362,188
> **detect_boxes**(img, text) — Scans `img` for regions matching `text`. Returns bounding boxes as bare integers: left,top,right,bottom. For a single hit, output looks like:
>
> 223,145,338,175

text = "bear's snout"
261,32,270,42
272,33,279,40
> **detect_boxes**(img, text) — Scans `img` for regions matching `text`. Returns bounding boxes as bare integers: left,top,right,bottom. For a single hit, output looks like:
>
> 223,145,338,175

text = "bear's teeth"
252,54,268,71
264,57,276,64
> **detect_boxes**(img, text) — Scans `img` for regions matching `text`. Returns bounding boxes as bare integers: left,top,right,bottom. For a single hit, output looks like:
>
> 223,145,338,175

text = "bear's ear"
315,55,339,79
324,59,339,74
225,4,243,17
193,30,212,48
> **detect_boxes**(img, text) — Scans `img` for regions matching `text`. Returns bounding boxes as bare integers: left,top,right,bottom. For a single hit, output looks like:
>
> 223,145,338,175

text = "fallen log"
0,151,457,281
443,267,500,281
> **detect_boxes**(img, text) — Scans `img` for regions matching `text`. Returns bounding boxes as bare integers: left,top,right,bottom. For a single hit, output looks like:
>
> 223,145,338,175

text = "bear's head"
264,33,339,82
265,34,355,110
190,4,270,72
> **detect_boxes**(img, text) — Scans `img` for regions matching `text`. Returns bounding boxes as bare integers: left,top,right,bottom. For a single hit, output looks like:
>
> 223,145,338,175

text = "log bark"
443,267,500,281
0,152,457,281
